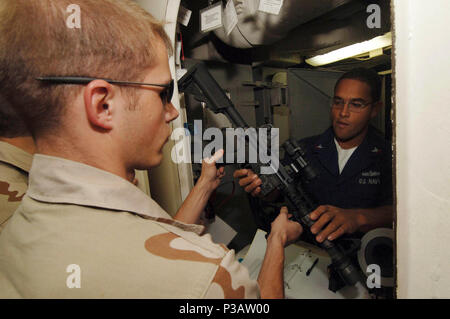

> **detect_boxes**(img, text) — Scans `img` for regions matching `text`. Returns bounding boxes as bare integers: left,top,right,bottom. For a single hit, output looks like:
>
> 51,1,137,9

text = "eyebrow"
333,96,367,103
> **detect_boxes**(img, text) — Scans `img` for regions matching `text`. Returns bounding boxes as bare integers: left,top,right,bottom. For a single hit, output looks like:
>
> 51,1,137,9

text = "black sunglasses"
36,76,174,105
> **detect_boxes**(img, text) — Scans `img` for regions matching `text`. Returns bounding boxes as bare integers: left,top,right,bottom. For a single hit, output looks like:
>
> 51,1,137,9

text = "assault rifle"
178,62,362,291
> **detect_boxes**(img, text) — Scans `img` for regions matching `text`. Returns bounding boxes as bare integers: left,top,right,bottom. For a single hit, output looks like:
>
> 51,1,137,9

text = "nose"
165,102,179,122
339,102,351,117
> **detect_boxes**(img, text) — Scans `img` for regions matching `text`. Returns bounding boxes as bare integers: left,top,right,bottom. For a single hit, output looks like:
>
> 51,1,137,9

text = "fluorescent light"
305,32,392,67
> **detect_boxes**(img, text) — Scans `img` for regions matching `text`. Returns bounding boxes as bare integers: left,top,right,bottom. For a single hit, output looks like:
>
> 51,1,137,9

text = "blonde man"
0,0,301,298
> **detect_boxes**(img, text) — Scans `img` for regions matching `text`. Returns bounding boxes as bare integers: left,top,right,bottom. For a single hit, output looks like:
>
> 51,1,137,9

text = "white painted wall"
394,0,450,298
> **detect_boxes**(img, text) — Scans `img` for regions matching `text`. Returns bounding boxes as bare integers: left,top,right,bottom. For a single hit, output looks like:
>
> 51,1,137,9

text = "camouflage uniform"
0,154,259,298
0,141,32,232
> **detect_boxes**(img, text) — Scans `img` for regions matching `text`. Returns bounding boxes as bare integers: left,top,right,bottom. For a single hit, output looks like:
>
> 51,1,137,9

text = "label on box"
200,2,223,32
258,0,284,15
177,5,192,26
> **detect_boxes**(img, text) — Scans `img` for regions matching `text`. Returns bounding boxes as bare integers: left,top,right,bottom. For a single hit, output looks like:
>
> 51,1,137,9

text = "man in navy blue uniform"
234,68,393,243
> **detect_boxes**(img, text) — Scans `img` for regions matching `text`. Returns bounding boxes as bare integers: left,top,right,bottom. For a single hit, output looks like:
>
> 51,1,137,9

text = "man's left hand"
309,205,362,242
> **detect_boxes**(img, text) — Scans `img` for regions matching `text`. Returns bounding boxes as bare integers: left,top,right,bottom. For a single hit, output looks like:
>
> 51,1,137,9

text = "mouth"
162,135,169,148
335,120,350,129
162,129,172,146
166,128,172,142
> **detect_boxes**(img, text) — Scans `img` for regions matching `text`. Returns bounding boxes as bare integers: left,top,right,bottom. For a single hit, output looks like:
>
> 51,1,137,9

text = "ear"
83,80,115,130
370,101,383,119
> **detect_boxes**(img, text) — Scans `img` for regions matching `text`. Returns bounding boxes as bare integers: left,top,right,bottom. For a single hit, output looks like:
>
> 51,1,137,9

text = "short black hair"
0,94,29,138
335,68,382,102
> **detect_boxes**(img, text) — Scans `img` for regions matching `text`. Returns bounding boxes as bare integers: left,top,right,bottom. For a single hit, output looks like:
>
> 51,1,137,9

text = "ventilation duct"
213,0,352,48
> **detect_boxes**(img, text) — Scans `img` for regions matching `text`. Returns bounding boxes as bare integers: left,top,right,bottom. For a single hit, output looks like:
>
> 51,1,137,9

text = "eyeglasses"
331,97,373,113
36,76,174,106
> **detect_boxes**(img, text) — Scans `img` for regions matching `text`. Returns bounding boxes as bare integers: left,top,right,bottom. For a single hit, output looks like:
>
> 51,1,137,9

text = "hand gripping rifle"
178,62,362,290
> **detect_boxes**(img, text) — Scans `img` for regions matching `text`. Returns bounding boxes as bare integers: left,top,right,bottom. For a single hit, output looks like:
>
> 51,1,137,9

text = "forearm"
357,205,393,232
257,234,285,299
174,178,212,224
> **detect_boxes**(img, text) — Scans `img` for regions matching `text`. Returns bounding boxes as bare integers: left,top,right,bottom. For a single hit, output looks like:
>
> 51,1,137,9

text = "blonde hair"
0,0,172,137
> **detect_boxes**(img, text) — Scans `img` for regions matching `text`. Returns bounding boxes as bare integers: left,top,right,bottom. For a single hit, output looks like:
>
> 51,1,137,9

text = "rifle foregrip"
300,215,360,286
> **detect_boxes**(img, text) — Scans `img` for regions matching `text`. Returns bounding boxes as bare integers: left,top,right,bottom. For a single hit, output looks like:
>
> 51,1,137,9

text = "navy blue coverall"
298,126,393,209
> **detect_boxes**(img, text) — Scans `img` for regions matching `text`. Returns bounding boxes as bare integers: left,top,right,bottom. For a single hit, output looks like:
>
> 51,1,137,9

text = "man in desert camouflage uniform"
0,0,302,298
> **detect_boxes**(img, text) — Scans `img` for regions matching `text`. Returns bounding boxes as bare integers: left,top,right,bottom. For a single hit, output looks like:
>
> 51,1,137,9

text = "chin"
334,130,352,142
150,152,164,167
336,132,354,141
133,153,163,170
333,127,345,138
333,124,351,137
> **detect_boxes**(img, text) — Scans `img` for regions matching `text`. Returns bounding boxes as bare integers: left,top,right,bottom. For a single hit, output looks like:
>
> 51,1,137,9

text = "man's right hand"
233,169,262,197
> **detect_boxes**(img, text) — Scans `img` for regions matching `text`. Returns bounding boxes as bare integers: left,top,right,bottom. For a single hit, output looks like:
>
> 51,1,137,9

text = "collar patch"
371,147,382,154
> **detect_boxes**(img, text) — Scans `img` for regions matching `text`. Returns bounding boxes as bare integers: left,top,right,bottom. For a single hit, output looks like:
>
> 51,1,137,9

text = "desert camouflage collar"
27,154,204,235
0,141,33,173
